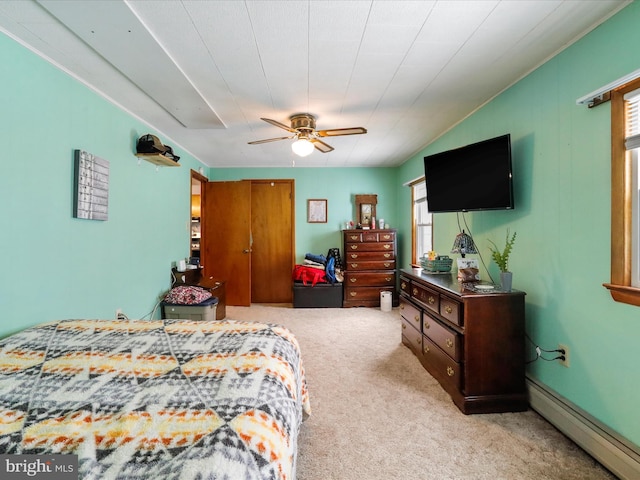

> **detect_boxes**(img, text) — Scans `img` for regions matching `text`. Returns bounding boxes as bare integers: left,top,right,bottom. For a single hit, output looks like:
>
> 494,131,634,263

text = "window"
626,88,640,288
411,179,433,264
605,78,640,305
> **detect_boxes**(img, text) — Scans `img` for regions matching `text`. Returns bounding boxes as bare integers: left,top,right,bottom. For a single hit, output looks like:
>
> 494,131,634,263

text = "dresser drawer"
399,297,421,330
412,283,439,314
399,276,411,295
422,313,462,362
361,231,380,242
344,232,363,242
378,231,395,242
421,335,461,392
346,242,395,253
345,271,395,287
402,319,423,357
345,260,396,271
440,296,463,327
344,286,390,302
345,251,394,261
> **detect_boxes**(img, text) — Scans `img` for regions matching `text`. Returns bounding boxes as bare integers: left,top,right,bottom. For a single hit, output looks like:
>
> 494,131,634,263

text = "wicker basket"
421,255,453,272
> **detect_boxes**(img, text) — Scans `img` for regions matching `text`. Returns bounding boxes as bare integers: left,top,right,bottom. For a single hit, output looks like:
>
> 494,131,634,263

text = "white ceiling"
0,0,629,168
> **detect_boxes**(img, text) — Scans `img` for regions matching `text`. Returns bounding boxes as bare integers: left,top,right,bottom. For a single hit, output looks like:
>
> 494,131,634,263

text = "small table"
199,279,226,320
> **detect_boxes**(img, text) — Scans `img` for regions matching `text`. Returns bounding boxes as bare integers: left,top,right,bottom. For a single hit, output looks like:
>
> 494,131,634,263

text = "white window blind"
413,181,432,261
624,88,640,287
624,88,640,150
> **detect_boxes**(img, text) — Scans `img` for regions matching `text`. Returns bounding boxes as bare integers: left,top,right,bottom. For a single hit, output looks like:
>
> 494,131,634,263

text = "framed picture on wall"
307,199,327,223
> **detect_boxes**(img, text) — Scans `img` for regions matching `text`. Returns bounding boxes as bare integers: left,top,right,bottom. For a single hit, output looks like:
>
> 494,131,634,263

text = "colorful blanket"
0,319,311,479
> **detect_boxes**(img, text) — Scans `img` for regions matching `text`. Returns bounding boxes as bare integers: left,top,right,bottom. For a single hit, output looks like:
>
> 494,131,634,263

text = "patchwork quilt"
0,319,311,480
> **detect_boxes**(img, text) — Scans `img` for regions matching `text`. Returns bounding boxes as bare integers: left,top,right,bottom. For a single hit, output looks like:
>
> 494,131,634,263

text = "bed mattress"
0,318,310,480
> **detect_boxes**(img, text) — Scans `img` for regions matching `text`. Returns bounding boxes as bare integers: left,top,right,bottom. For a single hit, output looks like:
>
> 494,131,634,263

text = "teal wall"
0,33,202,333
209,167,399,262
1,0,639,451
397,2,640,445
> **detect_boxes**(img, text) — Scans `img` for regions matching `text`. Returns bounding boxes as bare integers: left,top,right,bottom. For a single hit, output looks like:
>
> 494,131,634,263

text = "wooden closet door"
202,180,252,306
250,180,295,303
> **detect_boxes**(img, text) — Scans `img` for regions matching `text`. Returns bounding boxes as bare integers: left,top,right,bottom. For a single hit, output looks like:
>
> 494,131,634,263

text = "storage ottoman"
161,296,218,321
293,282,343,308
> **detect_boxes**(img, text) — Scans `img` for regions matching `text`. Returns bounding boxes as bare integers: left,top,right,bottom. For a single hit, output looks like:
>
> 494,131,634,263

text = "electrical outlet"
558,343,570,367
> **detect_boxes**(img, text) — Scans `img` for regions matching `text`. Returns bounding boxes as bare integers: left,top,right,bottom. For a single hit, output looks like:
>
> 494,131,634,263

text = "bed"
0,318,310,480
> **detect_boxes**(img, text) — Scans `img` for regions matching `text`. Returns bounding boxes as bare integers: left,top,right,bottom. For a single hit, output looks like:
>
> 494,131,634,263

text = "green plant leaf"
488,230,516,272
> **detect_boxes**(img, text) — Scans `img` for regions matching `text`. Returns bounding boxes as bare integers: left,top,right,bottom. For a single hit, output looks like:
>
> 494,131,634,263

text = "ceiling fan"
248,114,367,157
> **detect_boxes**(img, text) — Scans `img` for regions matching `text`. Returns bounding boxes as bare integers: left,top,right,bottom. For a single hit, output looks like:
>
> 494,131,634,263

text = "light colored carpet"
226,304,615,480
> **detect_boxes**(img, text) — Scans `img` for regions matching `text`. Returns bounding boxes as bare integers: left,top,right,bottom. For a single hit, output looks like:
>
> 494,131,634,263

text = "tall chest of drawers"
399,268,527,414
342,229,397,307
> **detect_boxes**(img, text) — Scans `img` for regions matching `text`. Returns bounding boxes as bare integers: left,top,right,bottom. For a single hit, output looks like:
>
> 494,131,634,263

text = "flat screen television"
423,134,514,213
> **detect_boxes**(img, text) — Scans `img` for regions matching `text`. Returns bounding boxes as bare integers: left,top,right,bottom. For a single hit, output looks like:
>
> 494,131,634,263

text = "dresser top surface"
400,267,525,298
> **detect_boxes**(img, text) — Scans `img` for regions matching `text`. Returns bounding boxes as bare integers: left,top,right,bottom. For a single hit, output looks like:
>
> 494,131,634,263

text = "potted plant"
488,230,517,291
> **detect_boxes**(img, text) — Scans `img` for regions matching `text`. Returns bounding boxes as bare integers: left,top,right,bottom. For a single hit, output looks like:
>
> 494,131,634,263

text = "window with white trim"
605,78,640,305
412,180,433,263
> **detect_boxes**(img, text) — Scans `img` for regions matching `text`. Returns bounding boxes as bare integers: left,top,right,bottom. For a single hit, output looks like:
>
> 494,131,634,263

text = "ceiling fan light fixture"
249,114,366,155
292,137,314,157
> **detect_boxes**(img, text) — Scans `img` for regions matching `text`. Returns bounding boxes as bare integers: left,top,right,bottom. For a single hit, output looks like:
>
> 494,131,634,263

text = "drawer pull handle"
414,315,419,323
383,245,391,249
446,338,454,349
417,338,421,345
384,253,391,258
350,292,358,297
447,366,455,377
351,263,358,268
400,304,405,310
385,277,392,282
350,278,357,283
382,235,391,240
424,321,430,329
444,305,452,314
350,254,358,259
350,245,359,250
412,288,418,296
383,263,391,268
428,296,435,305
349,235,359,240
401,282,407,289
424,345,430,354
402,323,406,330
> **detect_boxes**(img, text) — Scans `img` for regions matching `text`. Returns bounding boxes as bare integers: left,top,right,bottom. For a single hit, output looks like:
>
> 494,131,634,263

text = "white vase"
500,271,513,292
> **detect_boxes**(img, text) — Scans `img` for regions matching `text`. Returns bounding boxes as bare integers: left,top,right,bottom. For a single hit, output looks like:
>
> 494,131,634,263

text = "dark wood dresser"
399,268,527,414
342,229,397,307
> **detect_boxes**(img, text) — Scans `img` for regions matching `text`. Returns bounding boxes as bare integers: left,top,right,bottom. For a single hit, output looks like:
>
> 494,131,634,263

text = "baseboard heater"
527,377,640,479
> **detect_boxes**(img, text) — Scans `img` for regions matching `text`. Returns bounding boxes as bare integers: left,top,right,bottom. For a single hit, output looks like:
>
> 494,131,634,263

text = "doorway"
251,180,295,303
201,179,295,306
190,170,208,263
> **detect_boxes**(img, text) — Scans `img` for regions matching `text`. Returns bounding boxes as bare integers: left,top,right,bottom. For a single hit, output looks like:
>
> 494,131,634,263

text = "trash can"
380,291,392,312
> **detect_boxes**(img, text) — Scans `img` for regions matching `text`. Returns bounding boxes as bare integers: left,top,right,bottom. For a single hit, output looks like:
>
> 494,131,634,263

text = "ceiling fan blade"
311,138,334,153
261,117,296,133
248,136,293,145
316,127,367,137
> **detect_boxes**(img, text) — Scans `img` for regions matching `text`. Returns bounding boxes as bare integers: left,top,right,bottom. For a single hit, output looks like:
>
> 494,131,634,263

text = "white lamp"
291,137,314,157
